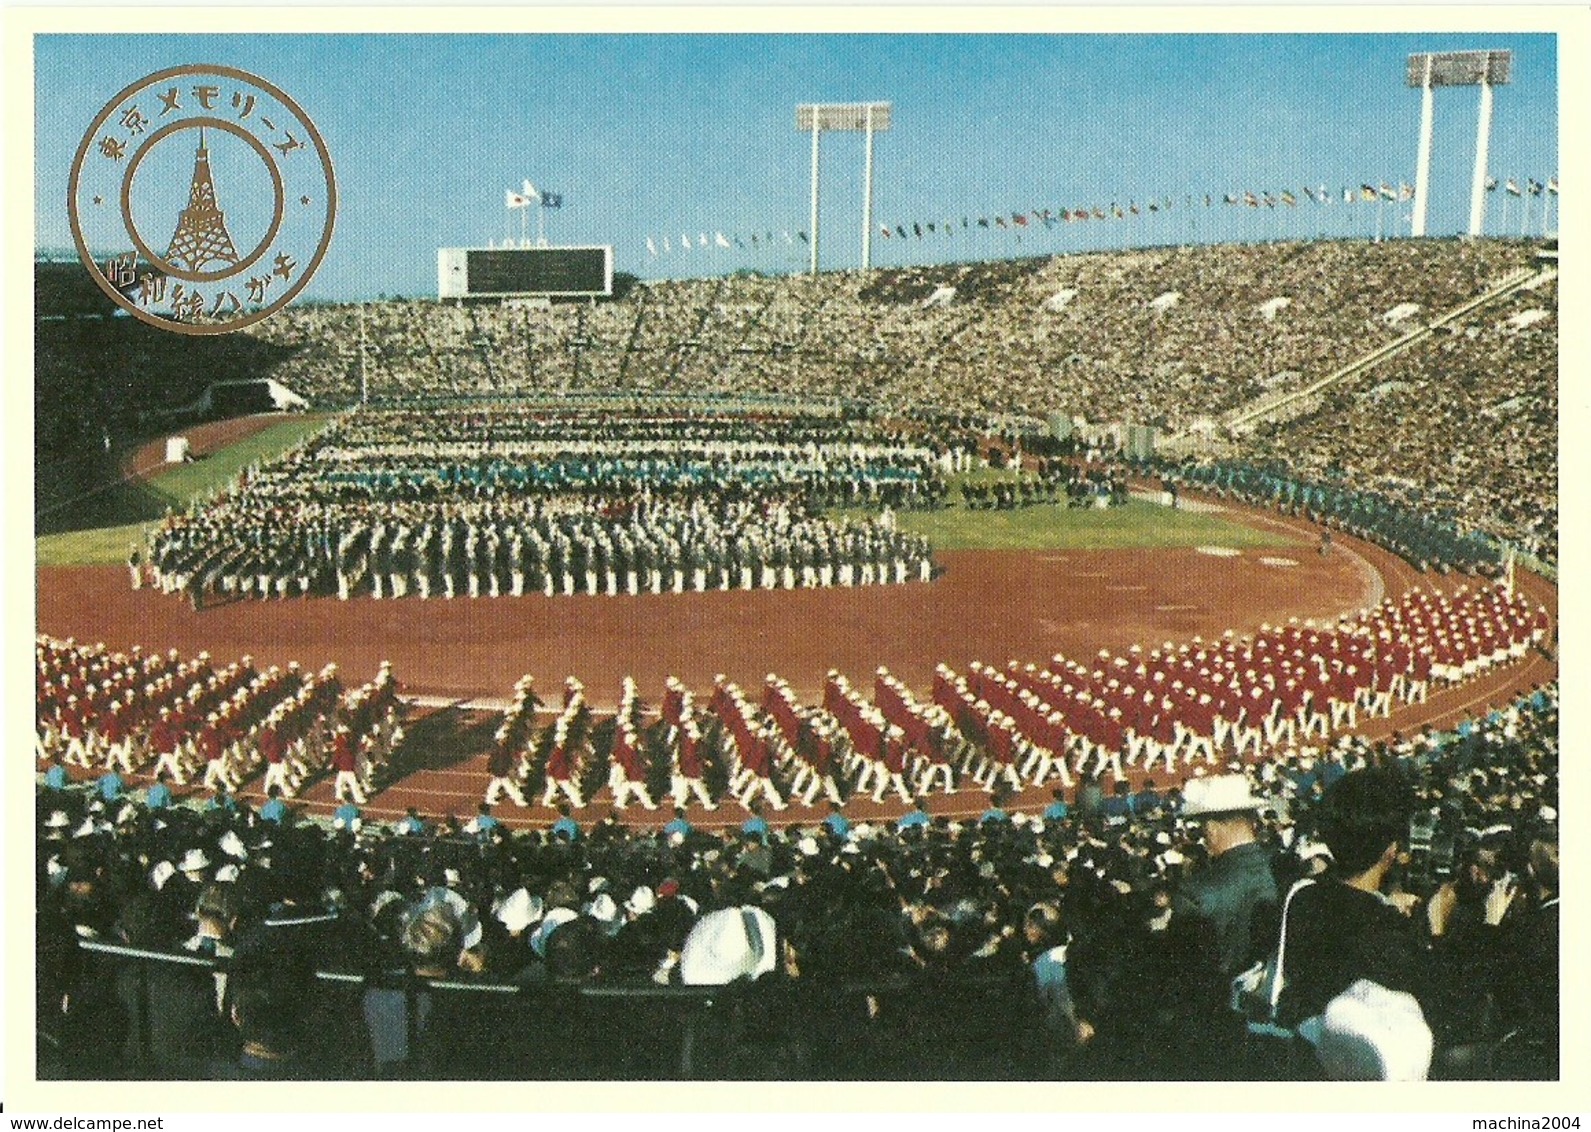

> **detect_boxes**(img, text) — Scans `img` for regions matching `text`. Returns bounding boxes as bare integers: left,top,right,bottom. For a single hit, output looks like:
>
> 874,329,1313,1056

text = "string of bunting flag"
642,174,1558,259
645,229,810,257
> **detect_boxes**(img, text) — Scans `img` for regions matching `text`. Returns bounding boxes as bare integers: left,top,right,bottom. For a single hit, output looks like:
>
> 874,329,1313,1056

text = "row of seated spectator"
35,682,1558,1080
243,239,1531,428
1237,273,1557,565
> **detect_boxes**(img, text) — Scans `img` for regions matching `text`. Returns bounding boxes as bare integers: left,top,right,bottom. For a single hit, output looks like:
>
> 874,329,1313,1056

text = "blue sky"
35,32,1559,300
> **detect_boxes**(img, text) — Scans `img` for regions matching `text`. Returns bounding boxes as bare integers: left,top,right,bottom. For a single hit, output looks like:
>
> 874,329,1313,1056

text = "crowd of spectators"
248,240,1526,429
224,237,1551,561
38,237,1552,573
35,679,1558,1080
1239,272,1557,565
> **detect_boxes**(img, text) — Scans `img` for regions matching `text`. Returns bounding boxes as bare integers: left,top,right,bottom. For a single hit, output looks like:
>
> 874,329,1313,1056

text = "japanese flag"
506,189,533,209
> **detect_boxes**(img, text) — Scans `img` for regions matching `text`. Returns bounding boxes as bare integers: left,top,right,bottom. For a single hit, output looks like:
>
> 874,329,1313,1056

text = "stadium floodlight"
796,102,893,275
1406,50,1513,238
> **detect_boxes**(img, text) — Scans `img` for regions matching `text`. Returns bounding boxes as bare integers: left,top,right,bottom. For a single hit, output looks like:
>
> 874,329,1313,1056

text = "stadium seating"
41,237,1548,559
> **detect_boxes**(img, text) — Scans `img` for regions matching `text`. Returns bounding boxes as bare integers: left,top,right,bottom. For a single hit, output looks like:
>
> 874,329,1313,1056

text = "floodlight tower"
796,102,893,275
1406,50,1512,238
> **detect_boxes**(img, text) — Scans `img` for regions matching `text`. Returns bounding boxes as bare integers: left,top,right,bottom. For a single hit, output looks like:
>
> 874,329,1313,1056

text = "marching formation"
36,638,402,806
141,409,942,607
460,581,1547,816
39,581,1546,823
935,583,1549,788
1158,461,1505,573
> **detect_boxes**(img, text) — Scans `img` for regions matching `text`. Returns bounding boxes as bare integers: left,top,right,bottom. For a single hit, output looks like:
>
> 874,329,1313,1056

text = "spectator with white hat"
1174,772,1280,979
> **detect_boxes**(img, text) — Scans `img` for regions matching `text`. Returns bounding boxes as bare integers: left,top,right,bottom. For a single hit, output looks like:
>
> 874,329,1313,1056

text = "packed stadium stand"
42,237,1548,559
1243,270,1557,564
247,239,1525,423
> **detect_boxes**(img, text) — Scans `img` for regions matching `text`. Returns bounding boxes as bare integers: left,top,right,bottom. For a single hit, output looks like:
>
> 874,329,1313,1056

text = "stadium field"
36,521,158,567
850,497,1301,551
35,414,327,566
137,415,327,503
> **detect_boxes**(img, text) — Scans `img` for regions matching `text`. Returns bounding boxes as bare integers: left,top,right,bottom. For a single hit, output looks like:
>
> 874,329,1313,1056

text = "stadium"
31,35,1559,1086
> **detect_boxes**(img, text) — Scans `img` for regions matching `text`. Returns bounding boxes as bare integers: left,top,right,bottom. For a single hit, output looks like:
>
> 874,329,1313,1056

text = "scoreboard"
437,245,613,299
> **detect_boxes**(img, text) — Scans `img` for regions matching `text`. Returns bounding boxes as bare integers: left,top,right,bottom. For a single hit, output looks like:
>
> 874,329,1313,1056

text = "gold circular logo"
68,63,336,335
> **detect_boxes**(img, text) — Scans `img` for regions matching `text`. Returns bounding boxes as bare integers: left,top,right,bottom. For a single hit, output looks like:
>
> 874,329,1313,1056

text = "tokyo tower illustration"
165,129,240,271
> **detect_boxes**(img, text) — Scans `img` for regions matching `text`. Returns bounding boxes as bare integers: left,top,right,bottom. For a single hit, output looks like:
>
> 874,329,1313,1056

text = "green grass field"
39,420,1294,565
35,522,159,567
837,498,1301,551
142,416,327,501
36,416,328,566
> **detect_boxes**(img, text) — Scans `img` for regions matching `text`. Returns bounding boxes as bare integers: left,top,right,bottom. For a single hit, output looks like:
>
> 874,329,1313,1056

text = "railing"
54,938,1053,1081
346,387,850,417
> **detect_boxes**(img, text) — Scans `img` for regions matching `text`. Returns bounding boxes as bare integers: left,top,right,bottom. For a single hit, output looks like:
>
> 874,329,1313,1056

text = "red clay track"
38,527,1370,708
36,496,1556,833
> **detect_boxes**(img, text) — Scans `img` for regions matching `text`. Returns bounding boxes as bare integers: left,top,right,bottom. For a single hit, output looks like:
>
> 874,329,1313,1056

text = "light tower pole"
1468,75,1496,237
862,103,877,273
1412,54,1435,237
809,112,821,276
1406,50,1512,239
797,102,893,276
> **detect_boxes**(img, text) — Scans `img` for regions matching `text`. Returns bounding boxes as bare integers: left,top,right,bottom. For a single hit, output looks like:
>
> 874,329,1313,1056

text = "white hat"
679,906,778,986
493,888,545,934
1306,979,1434,1081
1180,774,1265,818
624,886,656,918
529,907,579,957
586,892,621,933
430,888,482,951
45,810,71,829
149,860,177,891
219,830,249,860
370,890,406,920
1297,837,1334,862
179,848,211,874
215,863,242,884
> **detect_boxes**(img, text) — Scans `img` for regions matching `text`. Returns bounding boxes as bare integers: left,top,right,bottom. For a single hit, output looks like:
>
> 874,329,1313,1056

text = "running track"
37,439,1557,832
